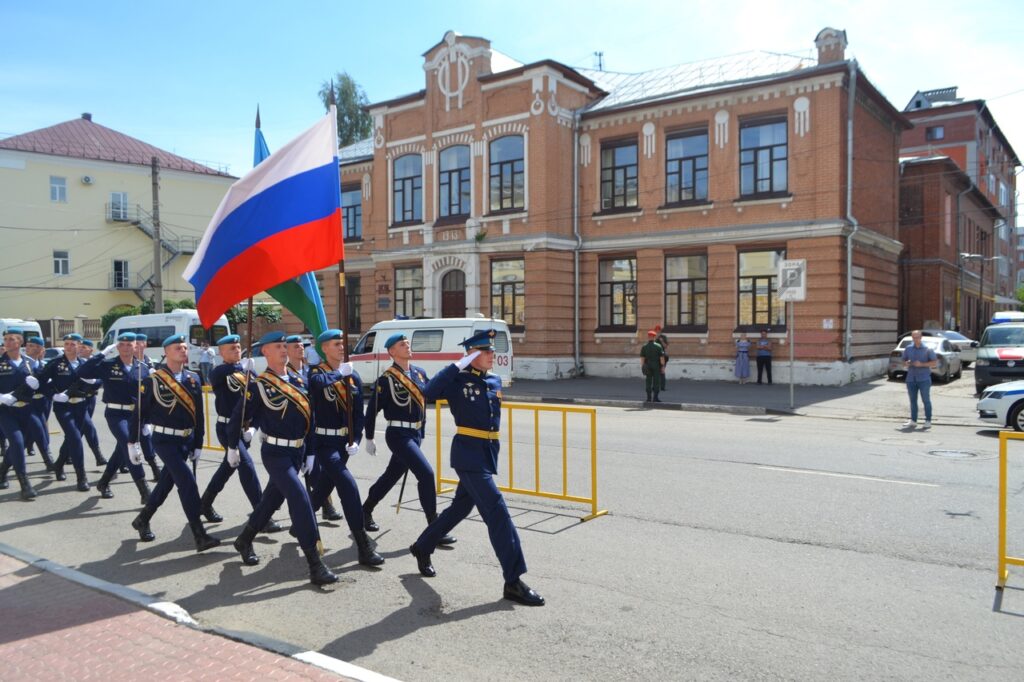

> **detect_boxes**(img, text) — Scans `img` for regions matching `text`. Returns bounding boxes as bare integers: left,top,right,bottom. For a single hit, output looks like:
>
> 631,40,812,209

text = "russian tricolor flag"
184,109,343,328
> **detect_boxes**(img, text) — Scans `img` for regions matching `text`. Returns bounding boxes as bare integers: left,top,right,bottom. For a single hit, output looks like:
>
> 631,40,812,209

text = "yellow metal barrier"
998,431,1024,588
433,400,608,522
202,385,225,452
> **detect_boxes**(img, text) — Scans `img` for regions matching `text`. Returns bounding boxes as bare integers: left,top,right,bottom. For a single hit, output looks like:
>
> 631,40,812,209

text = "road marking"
756,464,940,487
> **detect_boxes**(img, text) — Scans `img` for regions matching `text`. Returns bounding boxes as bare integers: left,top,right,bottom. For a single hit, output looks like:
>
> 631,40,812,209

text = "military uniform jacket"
0,352,37,407
131,365,204,447
365,363,429,440
38,354,88,400
78,354,149,408
424,363,502,474
209,362,254,420
227,369,312,451
308,363,364,444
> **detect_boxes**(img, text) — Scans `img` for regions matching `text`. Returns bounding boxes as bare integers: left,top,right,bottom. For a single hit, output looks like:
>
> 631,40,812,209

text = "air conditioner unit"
81,175,94,185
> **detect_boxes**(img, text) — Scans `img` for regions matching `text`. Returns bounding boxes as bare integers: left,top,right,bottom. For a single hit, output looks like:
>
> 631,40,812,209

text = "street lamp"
961,252,1007,334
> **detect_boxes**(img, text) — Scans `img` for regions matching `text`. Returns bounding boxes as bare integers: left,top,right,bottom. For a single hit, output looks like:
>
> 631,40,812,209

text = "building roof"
0,114,233,177
339,137,373,165
904,86,962,111
903,97,1021,166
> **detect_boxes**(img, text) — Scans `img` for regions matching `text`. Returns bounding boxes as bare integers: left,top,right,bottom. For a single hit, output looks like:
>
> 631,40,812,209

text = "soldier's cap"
460,329,496,351
3,327,24,338
63,333,83,342
134,333,148,342
647,330,657,337
162,333,187,348
81,339,94,347
384,333,408,350
317,329,343,343
258,331,287,345
27,336,45,345
285,334,303,344
216,334,240,346
116,332,137,342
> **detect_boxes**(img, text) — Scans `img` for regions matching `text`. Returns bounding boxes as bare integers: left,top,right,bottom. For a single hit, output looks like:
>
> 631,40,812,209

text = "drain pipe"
844,60,860,363
572,112,583,375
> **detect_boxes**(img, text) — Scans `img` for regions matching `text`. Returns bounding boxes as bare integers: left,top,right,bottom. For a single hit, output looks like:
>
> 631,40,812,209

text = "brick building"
299,28,910,385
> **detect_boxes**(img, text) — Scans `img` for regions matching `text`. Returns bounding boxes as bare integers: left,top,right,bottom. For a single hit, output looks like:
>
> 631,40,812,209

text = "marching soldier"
23,335,53,462
0,328,41,499
409,329,544,606
78,333,152,504
228,331,336,585
362,333,455,545
307,329,383,567
133,333,162,482
198,334,280,532
127,334,219,552
38,333,92,490
77,340,108,466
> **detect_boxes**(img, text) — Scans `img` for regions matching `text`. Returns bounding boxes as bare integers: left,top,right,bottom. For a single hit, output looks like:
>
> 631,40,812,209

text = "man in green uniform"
640,330,666,403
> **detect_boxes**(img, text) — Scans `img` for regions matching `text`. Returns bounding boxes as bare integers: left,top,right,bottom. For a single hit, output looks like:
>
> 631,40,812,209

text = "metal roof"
339,137,373,164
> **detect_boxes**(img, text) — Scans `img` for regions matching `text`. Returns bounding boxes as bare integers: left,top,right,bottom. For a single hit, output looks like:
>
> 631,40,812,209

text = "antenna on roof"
593,51,604,71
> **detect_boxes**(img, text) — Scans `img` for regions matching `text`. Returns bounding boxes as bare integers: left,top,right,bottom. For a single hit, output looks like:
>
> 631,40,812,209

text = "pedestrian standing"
655,325,669,392
198,342,214,385
901,330,937,430
755,329,773,385
734,336,751,384
640,330,665,403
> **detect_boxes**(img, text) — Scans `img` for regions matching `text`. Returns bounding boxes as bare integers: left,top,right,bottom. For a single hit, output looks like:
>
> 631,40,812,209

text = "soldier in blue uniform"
0,328,41,500
410,329,544,606
133,333,162,482
362,333,455,545
197,334,280,532
228,331,337,586
307,329,383,567
78,333,152,504
39,333,92,491
127,334,219,552
23,335,54,464
76,340,108,466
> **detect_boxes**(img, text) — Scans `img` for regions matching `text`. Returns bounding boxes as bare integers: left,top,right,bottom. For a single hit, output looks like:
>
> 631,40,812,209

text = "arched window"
393,154,422,224
488,135,524,212
439,145,470,218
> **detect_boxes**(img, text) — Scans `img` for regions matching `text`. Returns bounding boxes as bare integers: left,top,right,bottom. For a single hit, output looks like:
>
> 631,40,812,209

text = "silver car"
886,336,963,382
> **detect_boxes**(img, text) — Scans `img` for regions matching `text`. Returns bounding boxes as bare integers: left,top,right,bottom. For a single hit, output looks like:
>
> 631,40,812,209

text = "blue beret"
4,327,24,337
460,329,497,350
384,333,408,350
63,333,83,342
117,332,137,342
27,336,45,345
259,331,287,345
134,333,148,341
285,334,303,344
216,334,241,345
162,333,187,348
317,329,343,343
81,339,94,347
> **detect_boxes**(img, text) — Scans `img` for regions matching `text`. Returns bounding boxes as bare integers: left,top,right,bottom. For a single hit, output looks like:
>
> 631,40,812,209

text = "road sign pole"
789,303,795,409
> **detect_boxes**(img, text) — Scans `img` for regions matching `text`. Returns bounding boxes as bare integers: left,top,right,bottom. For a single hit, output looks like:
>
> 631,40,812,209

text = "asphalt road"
2,371,1023,681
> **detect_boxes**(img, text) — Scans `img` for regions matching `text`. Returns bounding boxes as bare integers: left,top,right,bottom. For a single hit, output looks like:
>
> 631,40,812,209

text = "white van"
351,318,513,386
101,309,231,371
0,318,43,341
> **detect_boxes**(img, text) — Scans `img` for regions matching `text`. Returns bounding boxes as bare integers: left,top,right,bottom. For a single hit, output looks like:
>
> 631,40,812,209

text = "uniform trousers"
30,397,50,453
145,434,202,525
99,411,147,483
247,444,318,552
140,431,156,465
53,402,87,478
310,438,365,536
203,423,263,507
414,467,527,584
0,407,36,477
82,401,102,456
364,430,437,518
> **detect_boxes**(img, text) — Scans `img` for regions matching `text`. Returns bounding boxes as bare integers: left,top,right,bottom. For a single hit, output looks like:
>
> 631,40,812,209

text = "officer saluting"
228,331,337,586
410,329,544,606
362,333,455,546
0,327,41,500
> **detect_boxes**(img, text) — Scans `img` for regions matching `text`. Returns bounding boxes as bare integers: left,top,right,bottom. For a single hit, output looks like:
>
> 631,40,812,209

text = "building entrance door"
441,270,466,318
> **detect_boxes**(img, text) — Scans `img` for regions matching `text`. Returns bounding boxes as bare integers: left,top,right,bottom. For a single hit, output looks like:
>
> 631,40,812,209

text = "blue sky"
3,0,1023,179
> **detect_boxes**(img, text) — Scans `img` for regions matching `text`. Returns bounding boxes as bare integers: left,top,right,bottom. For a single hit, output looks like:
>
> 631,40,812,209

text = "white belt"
263,435,304,448
315,427,348,436
67,397,87,404
33,393,44,399
217,416,231,424
153,425,193,438
388,420,422,430
106,403,135,411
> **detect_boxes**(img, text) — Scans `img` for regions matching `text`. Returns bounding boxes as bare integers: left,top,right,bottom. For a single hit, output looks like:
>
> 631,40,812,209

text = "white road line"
756,465,940,487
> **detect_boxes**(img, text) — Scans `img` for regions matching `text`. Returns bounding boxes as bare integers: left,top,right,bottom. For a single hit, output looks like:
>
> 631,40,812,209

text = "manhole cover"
925,449,979,459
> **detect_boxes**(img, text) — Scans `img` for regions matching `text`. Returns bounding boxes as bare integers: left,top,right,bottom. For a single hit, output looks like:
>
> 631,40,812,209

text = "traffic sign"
777,259,806,302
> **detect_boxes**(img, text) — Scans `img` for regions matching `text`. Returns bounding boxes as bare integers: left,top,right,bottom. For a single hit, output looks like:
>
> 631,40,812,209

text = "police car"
977,380,1024,431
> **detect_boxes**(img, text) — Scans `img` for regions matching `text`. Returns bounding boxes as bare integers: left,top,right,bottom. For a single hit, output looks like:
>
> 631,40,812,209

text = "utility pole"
594,51,604,71
150,156,164,313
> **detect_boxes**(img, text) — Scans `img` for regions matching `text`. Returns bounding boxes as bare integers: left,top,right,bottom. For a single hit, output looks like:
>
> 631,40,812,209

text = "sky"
3,0,1024,182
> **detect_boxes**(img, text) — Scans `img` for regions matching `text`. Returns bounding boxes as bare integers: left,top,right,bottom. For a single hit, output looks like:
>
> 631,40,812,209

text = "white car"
977,380,1024,431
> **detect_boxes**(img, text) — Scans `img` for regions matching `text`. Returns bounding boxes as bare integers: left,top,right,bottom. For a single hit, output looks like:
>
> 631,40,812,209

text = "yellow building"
0,113,235,343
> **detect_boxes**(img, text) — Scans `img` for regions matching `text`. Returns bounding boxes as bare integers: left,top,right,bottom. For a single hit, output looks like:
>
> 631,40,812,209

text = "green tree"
318,72,373,147
101,304,139,334
1016,284,1024,306
226,302,282,327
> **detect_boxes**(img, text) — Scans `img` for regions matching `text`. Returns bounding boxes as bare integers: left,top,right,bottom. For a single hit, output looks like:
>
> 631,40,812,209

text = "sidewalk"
0,544,388,682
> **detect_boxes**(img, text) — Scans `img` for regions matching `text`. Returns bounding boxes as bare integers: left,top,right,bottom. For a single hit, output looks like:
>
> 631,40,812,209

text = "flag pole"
235,297,255,451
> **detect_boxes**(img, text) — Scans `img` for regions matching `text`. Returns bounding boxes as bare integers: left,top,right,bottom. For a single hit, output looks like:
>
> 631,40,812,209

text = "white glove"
345,443,359,457
81,378,99,384
25,376,39,390
242,427,256,444
239,358,255,373
53,392,70,403
102,344,119,360
339,361,354,377
128,442,144,465
456,350,481,370
190,448,202,462
305,346,321,366
301,454,316,475
0,393,15,406
365,439,377,456
227,448,241,468
142,424,153,437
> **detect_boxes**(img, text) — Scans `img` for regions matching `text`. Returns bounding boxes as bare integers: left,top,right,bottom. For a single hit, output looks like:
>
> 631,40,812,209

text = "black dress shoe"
76,477,91,492
363,506,379,532
262,518,283,533
503,579,545,606
97,483,114,499
409,544,436,577
94,454,108,466
54,467,67,482
322,500,343,521
118,465,129,474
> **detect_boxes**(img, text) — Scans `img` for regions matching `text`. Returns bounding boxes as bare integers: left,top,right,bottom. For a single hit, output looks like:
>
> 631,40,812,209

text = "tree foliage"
100,298,196,334
318,72,373,147
226,302,282,327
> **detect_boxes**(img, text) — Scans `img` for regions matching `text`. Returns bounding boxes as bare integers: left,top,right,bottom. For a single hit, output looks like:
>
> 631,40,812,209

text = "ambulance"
350,317,513,386
101,309,231,371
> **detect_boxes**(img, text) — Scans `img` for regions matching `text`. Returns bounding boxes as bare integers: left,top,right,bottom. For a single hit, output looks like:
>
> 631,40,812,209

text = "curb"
0,541,397,682
505,394,768,415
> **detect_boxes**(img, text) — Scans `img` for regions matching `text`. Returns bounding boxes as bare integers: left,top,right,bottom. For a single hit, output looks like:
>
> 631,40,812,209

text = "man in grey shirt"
901,330,937,429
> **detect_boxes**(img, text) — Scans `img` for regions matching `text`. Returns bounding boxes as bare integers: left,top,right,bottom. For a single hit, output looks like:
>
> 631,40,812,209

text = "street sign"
777,259,807,302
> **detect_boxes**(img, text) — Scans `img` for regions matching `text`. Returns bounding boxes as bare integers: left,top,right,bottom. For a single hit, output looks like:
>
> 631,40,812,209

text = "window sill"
481,210,528,223
592,209,643,223
389,222,424,232
433,216,468,228
732,194,793,208
662,328,708,337
594,330,638,338
656,202,713,215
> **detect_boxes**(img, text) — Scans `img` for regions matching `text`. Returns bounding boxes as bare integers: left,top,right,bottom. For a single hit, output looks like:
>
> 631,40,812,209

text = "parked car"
886,336,963,382
43,348,61,362
974,321,1024,394
977,380,1024,431
897,329,978,366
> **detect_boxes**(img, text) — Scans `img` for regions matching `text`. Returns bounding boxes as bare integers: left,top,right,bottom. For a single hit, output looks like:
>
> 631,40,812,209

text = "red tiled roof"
0,115,233,177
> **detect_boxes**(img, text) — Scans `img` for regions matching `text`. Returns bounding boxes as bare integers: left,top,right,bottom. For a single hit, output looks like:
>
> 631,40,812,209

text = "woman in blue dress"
734,336,751,384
